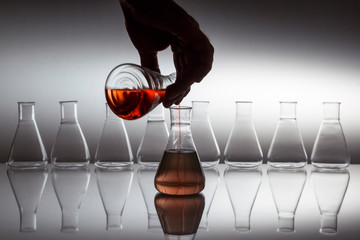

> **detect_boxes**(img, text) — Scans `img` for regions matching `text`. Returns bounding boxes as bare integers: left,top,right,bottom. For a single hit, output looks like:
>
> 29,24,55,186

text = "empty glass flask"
7,102,48,168
154,106,205,195
51,101,90,167
267,102,307,168
191,101,220,167
95,103,133,168
137,105,169,167
105,63,175,120
224,101,263,168
311,102,350,169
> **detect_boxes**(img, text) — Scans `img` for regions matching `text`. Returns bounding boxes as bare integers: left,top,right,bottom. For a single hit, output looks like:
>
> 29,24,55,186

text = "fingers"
139,51,160,73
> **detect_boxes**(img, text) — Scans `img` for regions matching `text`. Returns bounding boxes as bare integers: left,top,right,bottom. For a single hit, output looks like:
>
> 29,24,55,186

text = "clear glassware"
198,167,220,231
105,63,175,120
7,102,47,168
155,193,205,240
267,101,307,168
191,101,220,168
224,101,263,168
137,105,169,167
7,167,48,232
95,103,133,168
311,102,350,169
154,106,205,195
311,168,350,234
267,167,307,232
51,101,90,167
96,166,134,230
137,166,162,230
224,166,262,232
52,166,90,232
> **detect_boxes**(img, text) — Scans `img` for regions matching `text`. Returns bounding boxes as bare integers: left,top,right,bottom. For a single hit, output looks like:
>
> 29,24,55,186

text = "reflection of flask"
7,102,47,168
105,63,175,120
155,193,205,240
224,101,263,168
224,167,262,232
311,102,350,169
52,167,90,232
95,103,133,168
96,167,133,230
312,168,350,234
7,167,48,232
191,101,220,168
268,167,307,232
137,105,169,167
155,106,205,195
51,101,90,167
267,102,307,168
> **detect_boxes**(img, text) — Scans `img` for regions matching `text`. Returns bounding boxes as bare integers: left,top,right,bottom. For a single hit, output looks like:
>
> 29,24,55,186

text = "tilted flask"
311,102,350,168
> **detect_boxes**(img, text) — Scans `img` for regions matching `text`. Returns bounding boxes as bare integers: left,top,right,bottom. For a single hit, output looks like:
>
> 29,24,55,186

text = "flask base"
201,160,219,168
312,162,349,169
225,160,262,168
267,161,306,169
95,161,133,169
52,161,89,168
7,161,47,169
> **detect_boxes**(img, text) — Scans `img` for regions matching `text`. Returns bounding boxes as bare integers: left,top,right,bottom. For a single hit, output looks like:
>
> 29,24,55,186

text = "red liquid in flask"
105,89,166,120
155,149,205,195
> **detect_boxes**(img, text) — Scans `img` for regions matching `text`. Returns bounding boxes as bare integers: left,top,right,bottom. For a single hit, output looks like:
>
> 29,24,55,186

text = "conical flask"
154,106,205,195
191,101,220,167
95,103,133,168
224,101,263,168
105,63,175,120
7,102,48,168
267,101,307,168
51,101,90,167
137,105,169,167
311,102,350,169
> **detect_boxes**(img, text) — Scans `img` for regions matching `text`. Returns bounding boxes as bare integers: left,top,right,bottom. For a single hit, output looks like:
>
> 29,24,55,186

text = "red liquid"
155,150,205,195
105,89,166,120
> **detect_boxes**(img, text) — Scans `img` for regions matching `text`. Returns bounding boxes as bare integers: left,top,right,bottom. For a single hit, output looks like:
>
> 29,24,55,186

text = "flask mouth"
170,106,192,110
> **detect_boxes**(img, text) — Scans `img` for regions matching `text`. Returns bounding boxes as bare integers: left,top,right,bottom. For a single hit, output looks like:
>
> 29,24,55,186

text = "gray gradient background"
1,0,360,163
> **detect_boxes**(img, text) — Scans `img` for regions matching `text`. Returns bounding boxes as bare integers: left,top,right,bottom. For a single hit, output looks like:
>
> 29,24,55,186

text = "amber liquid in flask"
155,106,205,196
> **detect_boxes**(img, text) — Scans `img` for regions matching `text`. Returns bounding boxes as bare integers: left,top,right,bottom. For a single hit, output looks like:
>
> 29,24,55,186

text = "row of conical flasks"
7,100,350,169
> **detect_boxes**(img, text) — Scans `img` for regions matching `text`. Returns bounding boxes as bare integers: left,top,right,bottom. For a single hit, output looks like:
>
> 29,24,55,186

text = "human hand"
119,0,214,107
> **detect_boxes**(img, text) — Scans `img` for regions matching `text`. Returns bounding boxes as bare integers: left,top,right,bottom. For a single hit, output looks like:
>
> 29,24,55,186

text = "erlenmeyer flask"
311,102,350,169
137,105,169,167
105,63,175,120
191,101,220,167
155,106,205,195
7,102,47,168
95,103,133,168
224,101,263,168
155,193,205,240
267,101,307,168
51,101,90,167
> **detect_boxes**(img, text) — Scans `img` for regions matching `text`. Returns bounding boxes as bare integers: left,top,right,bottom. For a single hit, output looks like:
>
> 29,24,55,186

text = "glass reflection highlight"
224,166,262,232
7,166,48,232
96,166,133,230
268,167,307,232
312,168,350,234
52,166,90,232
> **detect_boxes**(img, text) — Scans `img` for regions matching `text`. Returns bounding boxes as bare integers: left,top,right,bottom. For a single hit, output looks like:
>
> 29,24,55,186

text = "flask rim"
235,100,252,103
169,105,192,110
279,101,297,104
59,100,78,104
17,101,35,105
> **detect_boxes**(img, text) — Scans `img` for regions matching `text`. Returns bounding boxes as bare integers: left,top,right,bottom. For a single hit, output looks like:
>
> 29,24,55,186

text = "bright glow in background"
1,0,360,163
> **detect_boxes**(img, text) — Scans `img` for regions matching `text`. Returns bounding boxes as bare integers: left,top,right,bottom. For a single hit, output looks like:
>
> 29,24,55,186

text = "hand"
119,0,214,107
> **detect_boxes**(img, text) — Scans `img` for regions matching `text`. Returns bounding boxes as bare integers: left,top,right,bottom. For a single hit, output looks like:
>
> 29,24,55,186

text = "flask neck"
60,101,78,123
323,102,340,120
279,102,297,119
191,101,209,121
168,106,194,151
18,102,35,121
235,101,252,118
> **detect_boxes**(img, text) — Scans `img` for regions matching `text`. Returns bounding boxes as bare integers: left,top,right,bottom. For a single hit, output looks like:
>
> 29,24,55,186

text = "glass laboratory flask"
105,63,175,120
191,101,220,167
267,102,307,168
51,101,90,167
137,105,169,167
311,102,350,169
7,102,48,168
95,103,133,168
154,106,205,195
224,101,263,168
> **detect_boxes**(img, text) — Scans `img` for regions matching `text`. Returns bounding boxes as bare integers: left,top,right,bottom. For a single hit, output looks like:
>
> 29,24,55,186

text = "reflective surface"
0,164,359,240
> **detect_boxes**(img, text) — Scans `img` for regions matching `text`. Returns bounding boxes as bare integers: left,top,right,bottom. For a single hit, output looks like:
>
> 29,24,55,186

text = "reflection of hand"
120,0,214,107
